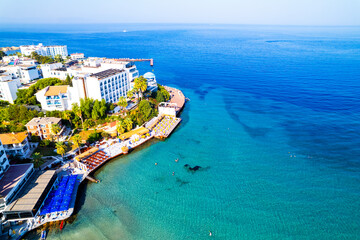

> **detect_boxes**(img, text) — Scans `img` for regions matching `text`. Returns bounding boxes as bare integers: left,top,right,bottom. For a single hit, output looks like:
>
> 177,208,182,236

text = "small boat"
60,220,64,230
40,230,46,240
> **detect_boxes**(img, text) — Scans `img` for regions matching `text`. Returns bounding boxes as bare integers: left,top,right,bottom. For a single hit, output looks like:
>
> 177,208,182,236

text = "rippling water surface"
1,24,360,239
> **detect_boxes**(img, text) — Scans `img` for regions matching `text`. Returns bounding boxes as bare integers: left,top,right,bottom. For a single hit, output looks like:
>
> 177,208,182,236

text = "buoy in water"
209,231,212,236
155,163,158,165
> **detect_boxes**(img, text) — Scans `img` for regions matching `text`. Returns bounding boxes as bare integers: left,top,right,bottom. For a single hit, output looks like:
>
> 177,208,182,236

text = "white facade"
36,85,76,111
20,43,68,58
0,65,40,84
0,141,10,179
0,134,31,158
143,72,158,92
72,68,131,104
158,102,177,116
0,76,20,104
40,63,67,79
70,53,85,60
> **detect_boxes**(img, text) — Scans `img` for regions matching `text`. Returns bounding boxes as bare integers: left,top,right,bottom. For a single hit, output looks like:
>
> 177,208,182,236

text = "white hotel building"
20,44,68,58
72,68,131,104
36,68,131,111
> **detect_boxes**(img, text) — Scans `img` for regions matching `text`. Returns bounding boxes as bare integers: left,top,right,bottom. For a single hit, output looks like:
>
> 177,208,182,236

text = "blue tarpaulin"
39,175,78,215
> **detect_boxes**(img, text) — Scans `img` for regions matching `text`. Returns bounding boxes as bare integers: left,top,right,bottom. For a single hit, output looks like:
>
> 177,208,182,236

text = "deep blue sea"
1,24,360,239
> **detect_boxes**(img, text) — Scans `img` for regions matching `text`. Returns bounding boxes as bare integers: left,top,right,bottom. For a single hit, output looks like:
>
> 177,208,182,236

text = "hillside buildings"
70,53,84,60
0,72,20,103
25,117,64,140
35,85,75,111
20,44,68,58
0,64,40,84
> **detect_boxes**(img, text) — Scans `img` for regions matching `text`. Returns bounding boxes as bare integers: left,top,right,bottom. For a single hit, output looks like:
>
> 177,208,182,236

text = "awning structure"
3,170,56,220
119,127,149,140
74,147,99,162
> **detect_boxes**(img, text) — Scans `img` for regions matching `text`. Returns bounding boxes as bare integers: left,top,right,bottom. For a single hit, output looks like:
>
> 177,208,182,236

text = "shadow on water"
194,86,217,100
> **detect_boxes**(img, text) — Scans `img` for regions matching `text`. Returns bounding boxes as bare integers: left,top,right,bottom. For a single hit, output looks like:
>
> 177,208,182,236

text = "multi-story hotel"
0,132,31,158
72,68,131,104
20,43,68,58
25,117,64,140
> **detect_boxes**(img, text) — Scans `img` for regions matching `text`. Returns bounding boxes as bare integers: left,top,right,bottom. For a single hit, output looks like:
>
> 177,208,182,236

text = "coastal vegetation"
30,52,64,64
0,73,171,160
0,50,6,60
15,77,63,105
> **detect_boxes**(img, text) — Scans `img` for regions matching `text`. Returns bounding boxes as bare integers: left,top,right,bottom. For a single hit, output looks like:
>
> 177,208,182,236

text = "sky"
1,0,359,26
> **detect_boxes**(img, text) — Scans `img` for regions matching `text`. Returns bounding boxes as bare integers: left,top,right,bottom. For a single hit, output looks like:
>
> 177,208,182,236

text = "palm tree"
116,120,125,136
123,117,133,132
55,141,67,159
51,124,61,141
127,89,134,100
134,76,148,102
117,96,127,113
72,103,84,128
71,134,82,155
32,152,44,168
63,110,72,127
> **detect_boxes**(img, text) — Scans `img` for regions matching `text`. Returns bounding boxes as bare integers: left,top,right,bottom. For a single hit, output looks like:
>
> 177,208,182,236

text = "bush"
88,131,102,144
40,139,51,147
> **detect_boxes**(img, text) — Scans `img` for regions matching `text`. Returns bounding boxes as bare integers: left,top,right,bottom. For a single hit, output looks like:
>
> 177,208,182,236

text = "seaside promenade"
7,86,186,239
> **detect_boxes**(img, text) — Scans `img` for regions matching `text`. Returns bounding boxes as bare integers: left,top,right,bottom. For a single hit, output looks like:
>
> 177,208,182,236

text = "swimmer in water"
172,172,175,176
209,231,212,236
155,163,158,165
175,158,179,163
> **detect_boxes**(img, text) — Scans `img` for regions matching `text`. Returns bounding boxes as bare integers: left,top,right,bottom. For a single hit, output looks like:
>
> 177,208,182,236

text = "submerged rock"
184,164,210,173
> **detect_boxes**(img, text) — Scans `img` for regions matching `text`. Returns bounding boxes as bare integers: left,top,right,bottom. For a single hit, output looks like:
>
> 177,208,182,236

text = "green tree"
55,141,67,158
156,91,165,103
138,100,154,122
72,103,84,128
71,134,82,155
54,54,63,63
123,117,133,132
51,124,61,141
101,131,110,140
116,120,125,136
134,76,148,101
92,100,101,120
64,75,73,86
127,90,134,99
117,96,127,112
62,110,73,127
15,77,63,105
99,99,107,118
32,152,44,168
80,98,93,119
87,131,101,144
0,51,6,60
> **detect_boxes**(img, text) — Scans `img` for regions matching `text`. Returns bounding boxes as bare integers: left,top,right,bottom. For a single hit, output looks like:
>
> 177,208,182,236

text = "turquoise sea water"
1,24,360,239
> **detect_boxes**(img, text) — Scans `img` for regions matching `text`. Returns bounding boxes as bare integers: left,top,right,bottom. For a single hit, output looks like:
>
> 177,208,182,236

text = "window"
43,130,46,133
